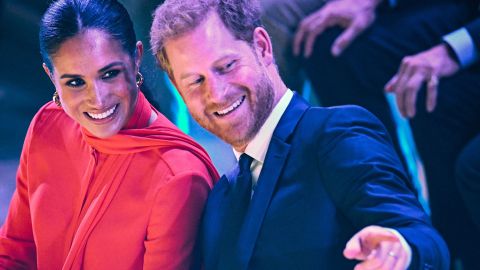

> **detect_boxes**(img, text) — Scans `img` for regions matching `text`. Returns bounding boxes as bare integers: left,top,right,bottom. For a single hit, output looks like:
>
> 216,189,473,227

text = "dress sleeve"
0,118,37,269
143,170,211,270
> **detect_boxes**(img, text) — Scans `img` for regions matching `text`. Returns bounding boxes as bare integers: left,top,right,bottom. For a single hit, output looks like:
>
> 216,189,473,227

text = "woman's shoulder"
27,101,79,140
155,147,213,178
135,147,215,194
31,101,71,126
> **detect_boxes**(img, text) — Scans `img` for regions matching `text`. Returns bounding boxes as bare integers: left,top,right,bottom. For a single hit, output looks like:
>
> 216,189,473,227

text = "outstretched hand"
293,0,381,58
344,225,412,270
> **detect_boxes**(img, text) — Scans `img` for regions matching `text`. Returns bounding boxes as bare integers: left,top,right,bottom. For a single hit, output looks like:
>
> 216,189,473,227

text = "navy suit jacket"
201,94,449,270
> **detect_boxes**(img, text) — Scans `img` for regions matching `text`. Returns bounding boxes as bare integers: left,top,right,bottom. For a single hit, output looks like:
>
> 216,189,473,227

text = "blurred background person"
456,134,480,234
261,0,480,268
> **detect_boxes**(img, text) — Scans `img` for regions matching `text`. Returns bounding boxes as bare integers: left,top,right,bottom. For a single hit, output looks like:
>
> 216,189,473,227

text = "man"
383,10,480,270
456,134,480,235
150,0,449,269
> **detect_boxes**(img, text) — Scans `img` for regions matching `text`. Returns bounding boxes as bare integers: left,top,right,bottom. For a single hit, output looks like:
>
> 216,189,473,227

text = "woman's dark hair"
40,0,137,70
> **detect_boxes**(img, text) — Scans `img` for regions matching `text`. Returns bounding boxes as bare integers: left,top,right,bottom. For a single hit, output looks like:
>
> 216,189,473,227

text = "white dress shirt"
233,89,293,193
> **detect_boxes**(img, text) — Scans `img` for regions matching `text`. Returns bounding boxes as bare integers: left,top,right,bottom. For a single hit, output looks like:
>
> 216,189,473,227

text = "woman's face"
44,29,142,138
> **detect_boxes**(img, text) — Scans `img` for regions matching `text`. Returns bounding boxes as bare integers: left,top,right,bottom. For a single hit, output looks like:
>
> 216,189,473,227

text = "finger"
331,22,362,56
354,242,393,270
303,14,333,58
403,73,425,118
393,62,415,94
393,246,409,270
344,233,367,260
381,242,403,270
293,13,319,56
397,57,411,82
426,75,438,112
361,229,399,250
385,75,399,92
395,86,407,118
293,21,308,56
346,226,399,262
393,250,408,270
293,9,329,56
393,65,416,117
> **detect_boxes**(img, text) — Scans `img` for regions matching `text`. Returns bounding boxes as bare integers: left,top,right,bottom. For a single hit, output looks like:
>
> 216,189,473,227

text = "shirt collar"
234,89,294,162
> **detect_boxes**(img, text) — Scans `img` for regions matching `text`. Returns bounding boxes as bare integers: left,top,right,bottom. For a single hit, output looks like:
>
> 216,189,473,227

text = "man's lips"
214,96,245,116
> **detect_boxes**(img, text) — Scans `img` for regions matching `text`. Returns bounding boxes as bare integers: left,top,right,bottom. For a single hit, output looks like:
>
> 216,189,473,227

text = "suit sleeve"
143,170,211,270
0,118,37,269
317,106,449,270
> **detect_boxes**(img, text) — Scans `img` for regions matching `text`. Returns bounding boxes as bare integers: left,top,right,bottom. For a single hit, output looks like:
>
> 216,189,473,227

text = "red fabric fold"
81,91,219,179
59,91,220,269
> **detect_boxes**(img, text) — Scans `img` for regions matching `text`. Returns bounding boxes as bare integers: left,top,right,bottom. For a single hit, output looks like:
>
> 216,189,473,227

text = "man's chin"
221,132,257,150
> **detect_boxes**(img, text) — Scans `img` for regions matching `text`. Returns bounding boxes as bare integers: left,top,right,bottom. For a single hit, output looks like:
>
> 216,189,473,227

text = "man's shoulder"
286,104,387,152
304,104,374,118
297,104,379,130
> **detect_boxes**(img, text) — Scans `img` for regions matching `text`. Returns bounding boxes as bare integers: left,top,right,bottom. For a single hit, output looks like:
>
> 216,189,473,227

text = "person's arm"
143,170,211,270
385,17,480,118
0,118,37,269
318,106,449,269
444,21,480,68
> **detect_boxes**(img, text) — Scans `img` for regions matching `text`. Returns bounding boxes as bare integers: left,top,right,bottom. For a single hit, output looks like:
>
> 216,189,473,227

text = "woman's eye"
66,78,85,88
102,69,120,80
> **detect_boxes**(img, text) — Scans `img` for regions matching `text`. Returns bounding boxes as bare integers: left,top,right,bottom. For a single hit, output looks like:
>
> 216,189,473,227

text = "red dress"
0,92,219,269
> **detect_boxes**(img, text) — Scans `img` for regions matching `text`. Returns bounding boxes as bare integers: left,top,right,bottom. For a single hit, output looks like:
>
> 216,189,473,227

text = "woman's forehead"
51,29,132,72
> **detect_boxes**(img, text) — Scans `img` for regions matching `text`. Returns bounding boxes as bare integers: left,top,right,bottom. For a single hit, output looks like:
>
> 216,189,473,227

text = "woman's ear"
252,27,274,66
135,41,144,72
42,63,55,84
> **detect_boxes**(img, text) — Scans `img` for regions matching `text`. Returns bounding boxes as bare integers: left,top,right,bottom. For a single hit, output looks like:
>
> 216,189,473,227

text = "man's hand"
293,0,382,58
385,44,460,118
343,225,412,270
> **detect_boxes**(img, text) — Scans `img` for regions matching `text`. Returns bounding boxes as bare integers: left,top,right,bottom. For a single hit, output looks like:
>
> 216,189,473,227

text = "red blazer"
0,92,218,270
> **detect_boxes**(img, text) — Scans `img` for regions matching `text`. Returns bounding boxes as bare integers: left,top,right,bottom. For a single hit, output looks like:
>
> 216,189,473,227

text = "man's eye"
223,60,237,72
189,77,204,86
66,78,85,88
102,69,120,80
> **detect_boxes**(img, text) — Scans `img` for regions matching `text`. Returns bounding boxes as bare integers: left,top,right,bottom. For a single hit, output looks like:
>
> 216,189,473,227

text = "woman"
0,0,219,269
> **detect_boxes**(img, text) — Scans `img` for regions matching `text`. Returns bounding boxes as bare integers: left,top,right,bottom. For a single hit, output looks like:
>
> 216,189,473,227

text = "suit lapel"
202,175,231,269
237,93,310,269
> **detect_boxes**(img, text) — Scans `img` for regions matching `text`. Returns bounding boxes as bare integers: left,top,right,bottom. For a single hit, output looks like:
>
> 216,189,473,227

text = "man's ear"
42,63,55,84
252,27,274,66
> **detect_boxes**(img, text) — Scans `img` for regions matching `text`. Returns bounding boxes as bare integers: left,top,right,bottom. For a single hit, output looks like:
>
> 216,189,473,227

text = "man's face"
165,12,276,151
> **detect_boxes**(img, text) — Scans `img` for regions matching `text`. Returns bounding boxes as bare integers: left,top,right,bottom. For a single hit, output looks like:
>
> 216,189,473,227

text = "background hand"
293,0,381,58
385,44,460,118
343,225,412,270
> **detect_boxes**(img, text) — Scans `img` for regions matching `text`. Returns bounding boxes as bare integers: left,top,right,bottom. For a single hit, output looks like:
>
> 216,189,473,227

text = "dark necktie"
218,153,254,269
233,153,254,214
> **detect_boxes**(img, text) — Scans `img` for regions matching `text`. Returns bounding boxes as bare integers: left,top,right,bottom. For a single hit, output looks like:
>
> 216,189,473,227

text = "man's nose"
205,75,226,103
